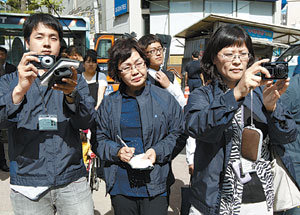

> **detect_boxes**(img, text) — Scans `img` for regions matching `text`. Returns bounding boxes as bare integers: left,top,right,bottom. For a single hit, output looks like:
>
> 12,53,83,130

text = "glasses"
219,52,251,62
119,60,146,74
146,47,165,56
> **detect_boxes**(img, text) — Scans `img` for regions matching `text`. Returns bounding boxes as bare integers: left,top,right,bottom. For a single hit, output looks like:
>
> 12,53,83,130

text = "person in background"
184,50,204,92
66,45,84,73
0,47,16,75
276,74,300,215
0,46,16,172
138,34,186,108
94,38,184,215
66,45,83,61
59,45,68,58
184,25,297,215
0,13,95,215
82,49,107,110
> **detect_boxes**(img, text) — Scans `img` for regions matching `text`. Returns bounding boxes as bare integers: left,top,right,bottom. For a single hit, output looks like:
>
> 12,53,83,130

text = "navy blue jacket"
94,83,185,197
0,72,96,186
279,74,300,189
184,81,297,215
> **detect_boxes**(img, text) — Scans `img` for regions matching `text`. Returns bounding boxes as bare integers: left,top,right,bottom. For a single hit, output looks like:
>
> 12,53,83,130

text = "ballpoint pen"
116,135,128,148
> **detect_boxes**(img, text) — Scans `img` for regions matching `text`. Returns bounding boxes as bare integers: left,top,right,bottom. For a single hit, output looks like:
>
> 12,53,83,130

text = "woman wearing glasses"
138,34,186,107
94,38,184,215
184,25,297,215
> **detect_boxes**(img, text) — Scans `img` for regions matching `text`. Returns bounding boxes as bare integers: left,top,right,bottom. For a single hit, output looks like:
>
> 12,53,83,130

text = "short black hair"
108,38,149,83
201,24,255,91
23,13,63,43
192,50,199,58
66,45,82,57
84,49,97,63
0,47,7,54
138,34,163,51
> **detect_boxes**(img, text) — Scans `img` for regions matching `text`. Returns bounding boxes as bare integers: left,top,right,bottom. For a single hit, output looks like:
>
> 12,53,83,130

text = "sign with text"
243,26,273,42
115,0,128,17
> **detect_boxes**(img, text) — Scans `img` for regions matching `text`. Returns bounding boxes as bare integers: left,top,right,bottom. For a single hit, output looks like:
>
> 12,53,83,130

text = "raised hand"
234,59,273,101
155,71,171,88
263,78,290,112
12,52,40,104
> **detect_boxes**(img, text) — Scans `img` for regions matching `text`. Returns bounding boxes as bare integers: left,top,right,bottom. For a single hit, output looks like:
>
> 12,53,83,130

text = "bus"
0,12,90,66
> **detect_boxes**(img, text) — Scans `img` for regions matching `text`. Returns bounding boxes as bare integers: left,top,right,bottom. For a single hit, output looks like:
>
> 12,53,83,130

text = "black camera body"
39,58,80,87
261,62,288,80
31,55,56,69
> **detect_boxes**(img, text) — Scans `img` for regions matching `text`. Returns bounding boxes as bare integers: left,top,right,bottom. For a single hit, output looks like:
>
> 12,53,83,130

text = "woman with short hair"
185,25,297,215
94,38,184,215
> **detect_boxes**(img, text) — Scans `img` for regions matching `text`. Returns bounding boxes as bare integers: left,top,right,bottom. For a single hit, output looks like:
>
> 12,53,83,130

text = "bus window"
97,39,112,59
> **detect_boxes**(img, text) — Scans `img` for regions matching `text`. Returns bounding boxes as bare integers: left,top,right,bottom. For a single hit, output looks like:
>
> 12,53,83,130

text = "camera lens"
274,64,288,79
41,56,54,69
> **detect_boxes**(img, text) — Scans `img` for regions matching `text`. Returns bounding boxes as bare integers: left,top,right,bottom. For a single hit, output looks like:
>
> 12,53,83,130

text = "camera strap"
34,79,53,114
250,89,254,127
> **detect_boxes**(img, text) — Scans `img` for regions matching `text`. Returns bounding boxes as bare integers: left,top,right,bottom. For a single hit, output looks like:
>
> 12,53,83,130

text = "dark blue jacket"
279,74,300,189
0,72,96,186
94,83,185,197
184,81,297,215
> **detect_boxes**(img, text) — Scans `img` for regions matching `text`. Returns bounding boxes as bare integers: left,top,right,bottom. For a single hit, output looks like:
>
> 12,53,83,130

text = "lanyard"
34,80,53,114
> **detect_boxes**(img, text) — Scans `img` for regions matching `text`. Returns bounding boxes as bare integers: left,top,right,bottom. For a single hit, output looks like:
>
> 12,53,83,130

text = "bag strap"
96,71,99,84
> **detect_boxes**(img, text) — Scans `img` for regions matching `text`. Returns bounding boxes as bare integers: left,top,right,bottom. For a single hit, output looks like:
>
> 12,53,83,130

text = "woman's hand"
234,59,272,101
155,71,171,88
143,148,156,164
263,78,290,112
117,147,135,163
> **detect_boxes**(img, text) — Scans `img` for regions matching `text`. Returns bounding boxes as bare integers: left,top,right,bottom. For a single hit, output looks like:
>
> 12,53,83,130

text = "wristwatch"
65,89,77,99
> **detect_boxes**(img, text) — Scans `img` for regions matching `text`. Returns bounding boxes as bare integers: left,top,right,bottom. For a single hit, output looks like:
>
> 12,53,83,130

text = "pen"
116,135,128,148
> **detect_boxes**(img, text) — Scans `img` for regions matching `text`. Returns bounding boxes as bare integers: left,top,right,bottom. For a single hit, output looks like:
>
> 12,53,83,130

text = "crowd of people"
0,12,300,215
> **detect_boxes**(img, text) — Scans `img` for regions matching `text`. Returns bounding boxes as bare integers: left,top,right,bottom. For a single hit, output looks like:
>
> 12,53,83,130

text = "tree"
6,0,64,13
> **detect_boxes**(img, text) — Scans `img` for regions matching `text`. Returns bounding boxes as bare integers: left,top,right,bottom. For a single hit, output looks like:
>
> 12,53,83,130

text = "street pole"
94,1,100,33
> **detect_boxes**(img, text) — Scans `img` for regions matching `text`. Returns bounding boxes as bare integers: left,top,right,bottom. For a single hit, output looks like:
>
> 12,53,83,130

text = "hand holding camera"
30,55,56,69
38,57,79,88
261,62,288,80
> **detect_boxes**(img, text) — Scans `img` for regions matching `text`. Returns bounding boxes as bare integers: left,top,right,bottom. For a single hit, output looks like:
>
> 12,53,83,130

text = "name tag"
38,115,58,131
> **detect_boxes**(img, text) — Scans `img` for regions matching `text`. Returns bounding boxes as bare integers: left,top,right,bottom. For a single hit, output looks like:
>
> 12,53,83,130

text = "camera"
30,55,56,69
39,58,80,87
261,62,288,79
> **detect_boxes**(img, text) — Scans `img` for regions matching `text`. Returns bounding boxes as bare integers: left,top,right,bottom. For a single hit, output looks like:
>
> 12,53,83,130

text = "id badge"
38,115,58,131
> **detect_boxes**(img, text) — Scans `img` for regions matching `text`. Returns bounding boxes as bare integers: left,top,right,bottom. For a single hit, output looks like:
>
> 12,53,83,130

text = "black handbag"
180,185,191,215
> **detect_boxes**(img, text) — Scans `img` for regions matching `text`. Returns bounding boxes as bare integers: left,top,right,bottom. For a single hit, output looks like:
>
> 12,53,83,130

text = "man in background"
0,46,17,172
184,50,203,92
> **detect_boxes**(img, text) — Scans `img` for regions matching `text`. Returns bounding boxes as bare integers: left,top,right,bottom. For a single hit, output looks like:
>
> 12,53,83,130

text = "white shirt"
147,68,186,108
186,137,196,165
83,72,107,86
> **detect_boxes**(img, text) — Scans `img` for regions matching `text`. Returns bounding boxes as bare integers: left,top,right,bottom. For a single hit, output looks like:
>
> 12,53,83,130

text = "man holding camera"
0,13,95,214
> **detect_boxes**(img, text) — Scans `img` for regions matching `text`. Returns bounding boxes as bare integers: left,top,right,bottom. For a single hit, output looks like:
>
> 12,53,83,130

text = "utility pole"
94,1,100,33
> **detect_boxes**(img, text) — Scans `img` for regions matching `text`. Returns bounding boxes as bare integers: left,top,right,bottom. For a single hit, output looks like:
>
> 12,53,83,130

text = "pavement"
0,142,190,215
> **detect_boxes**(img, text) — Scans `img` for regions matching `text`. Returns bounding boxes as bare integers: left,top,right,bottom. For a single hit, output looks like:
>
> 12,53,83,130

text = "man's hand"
143,148,156,164
117,147,135,163
12,52,40,104
52,67,78,103
155,71,171,88
188,164,194,175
